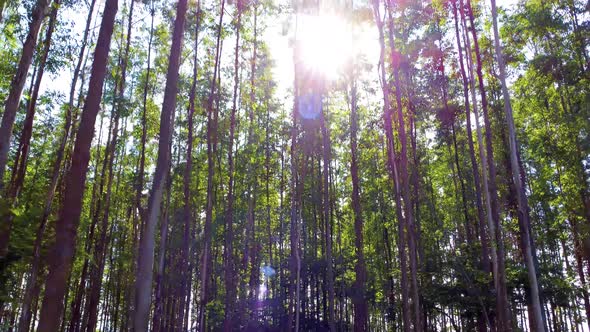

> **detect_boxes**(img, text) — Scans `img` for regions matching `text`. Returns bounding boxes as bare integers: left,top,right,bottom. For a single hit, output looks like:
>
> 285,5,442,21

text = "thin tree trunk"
451,2,493,329
371,1,410,330
9,0,59,203
349,77,368,331
320,107,336,332
198,0,225,328
385,2,421,329
180,2,200,327
489,0,545,329
85,1,133,329
223,2,240,330
15,3,59,329
0,0,51,194
133,0,188,329
289,26,301,330
462,1,513,330
36,0,118,330
0,0,51,258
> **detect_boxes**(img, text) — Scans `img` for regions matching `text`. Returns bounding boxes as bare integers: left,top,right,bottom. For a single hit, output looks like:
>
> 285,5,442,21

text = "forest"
0,0,588,330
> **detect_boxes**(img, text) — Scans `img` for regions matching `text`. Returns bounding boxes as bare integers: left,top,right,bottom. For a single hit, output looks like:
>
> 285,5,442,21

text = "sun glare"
296,14,352,80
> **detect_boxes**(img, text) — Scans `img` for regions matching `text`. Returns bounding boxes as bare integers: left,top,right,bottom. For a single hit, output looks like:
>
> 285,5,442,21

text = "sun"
296,14,352,80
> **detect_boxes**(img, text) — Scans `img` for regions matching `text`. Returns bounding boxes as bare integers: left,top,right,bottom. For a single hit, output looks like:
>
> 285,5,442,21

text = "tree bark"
36,0,118,330
0,0,51,259
371,1,410,330
14,3,59,329
489,0,546,329
198,0,225,328
223,1,240,330
132,0,188,329
349,77,368,331
320,107,336,332
180,2,200,327
463,0,512,329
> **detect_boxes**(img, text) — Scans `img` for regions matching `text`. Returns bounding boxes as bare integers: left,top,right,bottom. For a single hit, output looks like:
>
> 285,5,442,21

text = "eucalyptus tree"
36,0,119,330
133,0,188,329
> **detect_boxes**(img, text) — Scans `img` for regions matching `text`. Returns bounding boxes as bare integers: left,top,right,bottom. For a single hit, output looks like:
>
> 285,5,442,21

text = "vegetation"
0,0,588,330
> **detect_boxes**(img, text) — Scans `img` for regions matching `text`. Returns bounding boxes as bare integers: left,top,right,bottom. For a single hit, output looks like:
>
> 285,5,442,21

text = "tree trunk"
0,0,51,194
289,38,301,331
385,2,421,329
85,1,133,329
180,2,200,327
14,3,59,329
489,0,546,329
132,0,187,329
198,0,225,328
371,1,410,330
349,78,368,331
320,107,336,331
36,0,118,330
9,0,58,203
0,0,51,259
463,0,512,329
451,1,493,328
222,2,240,330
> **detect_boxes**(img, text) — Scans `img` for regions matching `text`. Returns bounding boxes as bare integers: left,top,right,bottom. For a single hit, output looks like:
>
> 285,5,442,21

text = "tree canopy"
0,0,588,330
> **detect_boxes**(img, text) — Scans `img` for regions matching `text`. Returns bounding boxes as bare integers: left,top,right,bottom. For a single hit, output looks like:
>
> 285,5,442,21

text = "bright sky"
265,0,519,99
42,0,521,119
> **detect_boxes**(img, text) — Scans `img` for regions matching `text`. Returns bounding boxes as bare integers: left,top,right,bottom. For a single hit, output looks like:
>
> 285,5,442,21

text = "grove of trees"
0,0,588,330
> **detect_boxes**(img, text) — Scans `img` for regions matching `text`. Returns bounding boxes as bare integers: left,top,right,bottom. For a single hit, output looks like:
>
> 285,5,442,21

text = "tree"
36,0,119,330
133,0,188,330
490,0,546,329
0,0,51,257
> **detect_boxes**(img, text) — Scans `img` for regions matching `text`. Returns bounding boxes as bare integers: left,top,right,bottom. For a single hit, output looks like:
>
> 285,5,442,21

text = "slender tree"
371,1,411,330
133,0,188,329
36,0,119,330
0,0,52,256
489,0,546,329
198,0,225,328
223,0,241,330
349,76,368,331
320,105,336,332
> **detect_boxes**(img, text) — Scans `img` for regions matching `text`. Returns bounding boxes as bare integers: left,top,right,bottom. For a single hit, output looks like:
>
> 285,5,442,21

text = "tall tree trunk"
385,2,421,329
133,0,188,329
463,0,512,329
489,0,546,329
289,34,301,331
85,1,133,329
129,7,155,323
180,2,200,327
135,0,156,229
0,0,51,257
223,2,240,330
451,1,492,329
320,107,336,331
371,1,410,330
14,3,59,329
349,78,368,331
36,0,119,330
9,0,59,203
198,0,225,328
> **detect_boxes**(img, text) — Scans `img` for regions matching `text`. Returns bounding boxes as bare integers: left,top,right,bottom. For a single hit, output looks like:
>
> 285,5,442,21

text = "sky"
48,0,520,89
265,0,520,105
38,0,522,142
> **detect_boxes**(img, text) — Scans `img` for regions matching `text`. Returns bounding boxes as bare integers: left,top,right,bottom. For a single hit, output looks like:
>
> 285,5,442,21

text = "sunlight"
258,282,267,300
296,14,352,80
